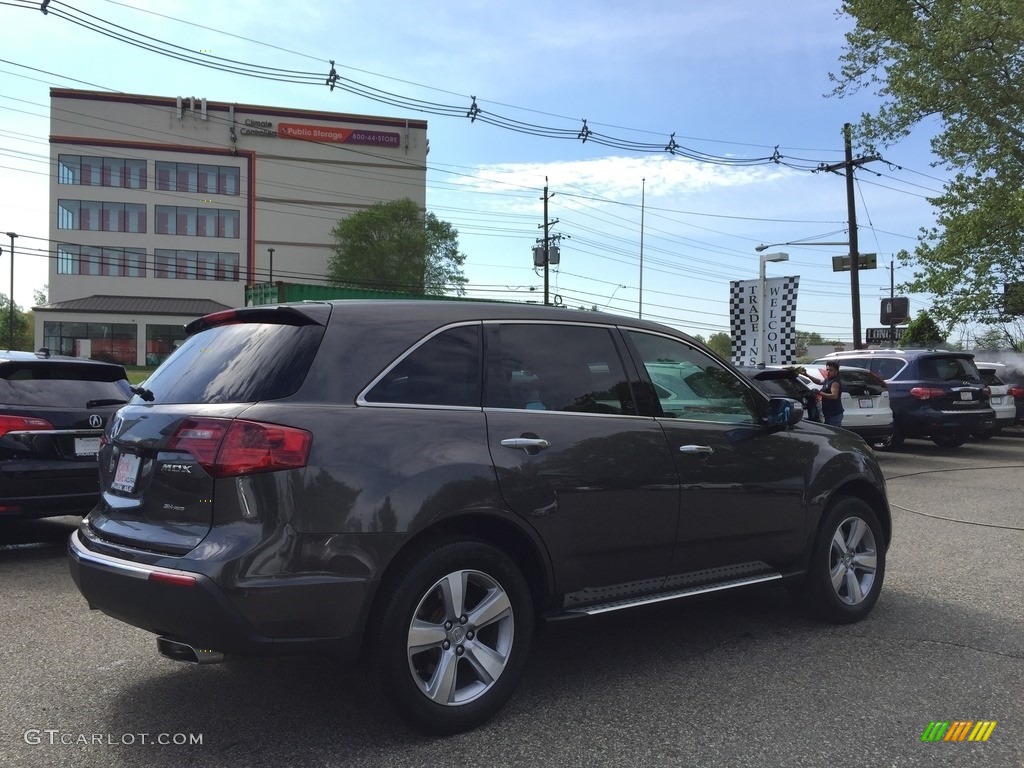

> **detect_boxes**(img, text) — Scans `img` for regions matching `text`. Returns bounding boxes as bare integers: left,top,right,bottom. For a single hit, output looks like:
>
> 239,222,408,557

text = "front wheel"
798,497,886,624
367,537,534,735
932,434,968,448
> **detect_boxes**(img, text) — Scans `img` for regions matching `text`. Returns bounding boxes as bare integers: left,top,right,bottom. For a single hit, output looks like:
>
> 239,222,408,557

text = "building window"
155,161,240,196
155,249,238,281
58,155,147,188
58,200,147,233
146,324,188,366
57,244,147,277
155,205,238,238
43,320,138,367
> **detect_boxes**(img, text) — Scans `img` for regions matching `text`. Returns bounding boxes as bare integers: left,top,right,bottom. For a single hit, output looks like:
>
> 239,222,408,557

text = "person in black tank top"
820,361,844,426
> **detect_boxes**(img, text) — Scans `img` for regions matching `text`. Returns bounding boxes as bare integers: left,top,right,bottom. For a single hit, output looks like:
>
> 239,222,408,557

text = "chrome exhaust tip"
157,636,225,664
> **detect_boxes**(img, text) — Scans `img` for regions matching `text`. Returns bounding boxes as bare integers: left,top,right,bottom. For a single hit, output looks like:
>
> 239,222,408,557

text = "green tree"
328,198,467,296
899,310,945,348
831,1,1024,347
705,332,732,359
0,294,33,351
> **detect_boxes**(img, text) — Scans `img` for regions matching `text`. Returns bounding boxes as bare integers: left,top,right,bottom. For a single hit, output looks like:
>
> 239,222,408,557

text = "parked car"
1,350,132,519
798,366,895,448
995,364,1024,425
811,349,994,449
737,366,822,422
972,362,1017,438
69,301,892,735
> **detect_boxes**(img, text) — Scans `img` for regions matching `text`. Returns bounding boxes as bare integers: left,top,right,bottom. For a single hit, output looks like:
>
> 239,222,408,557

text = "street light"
4,232,16,350
758,251,789,367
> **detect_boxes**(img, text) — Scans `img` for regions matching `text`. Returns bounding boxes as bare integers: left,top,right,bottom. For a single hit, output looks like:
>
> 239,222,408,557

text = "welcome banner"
728,276,800,367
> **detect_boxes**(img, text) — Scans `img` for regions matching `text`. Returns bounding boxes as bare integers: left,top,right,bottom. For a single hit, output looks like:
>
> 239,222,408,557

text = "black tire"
932,434,968,448
887,426,905,449
366,537,534,736
798,497,886,624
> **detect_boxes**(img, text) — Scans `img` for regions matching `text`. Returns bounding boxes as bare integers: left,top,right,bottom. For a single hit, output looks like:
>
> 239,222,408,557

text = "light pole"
5,232,16,350
267,247,275,283
758,252,789,367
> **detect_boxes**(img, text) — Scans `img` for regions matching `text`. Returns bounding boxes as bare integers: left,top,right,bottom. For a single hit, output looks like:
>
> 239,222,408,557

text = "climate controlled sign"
277,122,400,147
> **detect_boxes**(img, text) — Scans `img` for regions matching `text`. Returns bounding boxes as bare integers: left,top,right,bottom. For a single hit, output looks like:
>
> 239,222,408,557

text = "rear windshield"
917,356,982,382
978,370,1005,387
753,376,809,400
0,362,131,407
840,369,885,396
137,322,325,404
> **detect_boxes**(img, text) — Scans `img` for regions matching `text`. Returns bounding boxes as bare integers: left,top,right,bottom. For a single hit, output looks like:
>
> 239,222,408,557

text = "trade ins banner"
728,276,800,366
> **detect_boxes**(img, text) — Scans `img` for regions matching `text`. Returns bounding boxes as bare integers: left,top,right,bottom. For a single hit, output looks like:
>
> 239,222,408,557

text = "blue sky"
0,0,949,342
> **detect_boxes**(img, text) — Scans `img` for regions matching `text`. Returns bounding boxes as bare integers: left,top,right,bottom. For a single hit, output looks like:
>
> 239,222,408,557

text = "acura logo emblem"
89,414,104,428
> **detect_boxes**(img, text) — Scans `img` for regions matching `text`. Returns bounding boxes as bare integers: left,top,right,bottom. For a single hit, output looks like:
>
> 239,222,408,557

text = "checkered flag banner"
729,276,800,366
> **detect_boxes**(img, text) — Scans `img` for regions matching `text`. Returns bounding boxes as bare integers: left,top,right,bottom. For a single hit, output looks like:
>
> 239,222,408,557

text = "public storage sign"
277,122,400,147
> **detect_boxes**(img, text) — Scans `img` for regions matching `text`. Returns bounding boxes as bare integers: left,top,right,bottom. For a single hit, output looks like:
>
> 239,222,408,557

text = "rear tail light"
0,415,55,438
1010,386,1024,398
909,387,947,400
167,417,312,478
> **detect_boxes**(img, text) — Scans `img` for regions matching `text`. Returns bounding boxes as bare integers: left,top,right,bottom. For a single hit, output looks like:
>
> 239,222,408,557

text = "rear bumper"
896,407,995,437
68,529,369,661
845,424,893,442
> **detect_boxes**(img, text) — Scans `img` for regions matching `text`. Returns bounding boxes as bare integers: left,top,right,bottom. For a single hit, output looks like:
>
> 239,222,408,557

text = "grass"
124,365,158,385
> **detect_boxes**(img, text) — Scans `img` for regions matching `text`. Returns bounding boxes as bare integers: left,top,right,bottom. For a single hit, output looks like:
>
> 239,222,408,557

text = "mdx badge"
161,463,193,475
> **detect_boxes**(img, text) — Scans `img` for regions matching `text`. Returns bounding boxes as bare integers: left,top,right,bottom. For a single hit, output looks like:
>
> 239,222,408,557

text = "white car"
801,365,895,447
973,362,1017,438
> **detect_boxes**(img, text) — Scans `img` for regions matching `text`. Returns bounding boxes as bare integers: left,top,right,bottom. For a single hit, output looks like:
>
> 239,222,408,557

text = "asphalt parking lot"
1,431,1022,768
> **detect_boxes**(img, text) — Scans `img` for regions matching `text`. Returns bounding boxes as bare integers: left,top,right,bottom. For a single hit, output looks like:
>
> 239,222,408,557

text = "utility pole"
267,247,275,283
888,258,896,343
4,232,16,350
537,179,559,306
819,124,880,350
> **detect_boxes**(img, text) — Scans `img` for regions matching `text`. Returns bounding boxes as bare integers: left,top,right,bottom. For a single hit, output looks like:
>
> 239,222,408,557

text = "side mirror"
768,397,804,427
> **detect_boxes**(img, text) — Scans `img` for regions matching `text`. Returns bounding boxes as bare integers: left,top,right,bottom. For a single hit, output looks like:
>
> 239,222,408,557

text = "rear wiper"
87,398,129,408
129,385,155,402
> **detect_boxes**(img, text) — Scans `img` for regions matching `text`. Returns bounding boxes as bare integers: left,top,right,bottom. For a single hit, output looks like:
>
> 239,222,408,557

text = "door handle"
679,444,713,456
501,438,550,450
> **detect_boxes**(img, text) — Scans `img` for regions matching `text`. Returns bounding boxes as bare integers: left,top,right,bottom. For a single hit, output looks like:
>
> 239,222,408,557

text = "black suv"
69,301,891,735
812,349,994,448
1,350,131,519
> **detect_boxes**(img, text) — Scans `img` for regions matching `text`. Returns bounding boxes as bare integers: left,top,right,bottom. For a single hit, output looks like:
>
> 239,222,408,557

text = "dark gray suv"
69,301,891,734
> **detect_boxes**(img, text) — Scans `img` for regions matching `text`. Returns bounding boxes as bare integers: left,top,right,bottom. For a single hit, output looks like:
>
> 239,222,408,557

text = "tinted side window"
872,358,905,380
627,331,757,423
482,324,633,415
755,376,809,400
365,324,481,407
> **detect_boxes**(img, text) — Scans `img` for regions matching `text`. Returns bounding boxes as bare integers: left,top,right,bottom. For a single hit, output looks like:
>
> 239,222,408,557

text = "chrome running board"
555,572,783,617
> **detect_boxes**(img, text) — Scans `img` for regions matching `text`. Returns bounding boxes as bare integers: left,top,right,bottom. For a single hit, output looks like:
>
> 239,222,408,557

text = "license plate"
960,392,972,400
75,437,101,457
858,398,873,408
991,395,1003,405
111,453,141,493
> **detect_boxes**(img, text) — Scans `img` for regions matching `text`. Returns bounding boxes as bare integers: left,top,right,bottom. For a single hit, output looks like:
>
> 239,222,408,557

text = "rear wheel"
367,537,534,735
887,426,905,449
797,497,885,624
932,434,968,448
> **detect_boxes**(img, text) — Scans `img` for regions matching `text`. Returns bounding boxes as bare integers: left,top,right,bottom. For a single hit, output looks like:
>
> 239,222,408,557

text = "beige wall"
42,90,428,360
